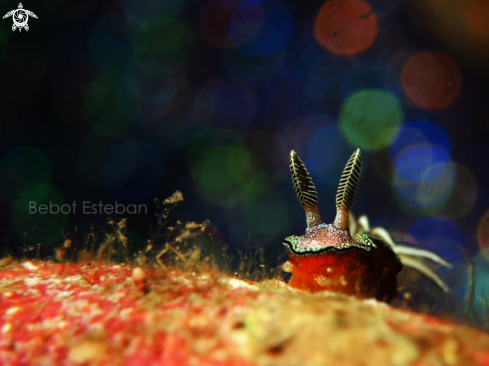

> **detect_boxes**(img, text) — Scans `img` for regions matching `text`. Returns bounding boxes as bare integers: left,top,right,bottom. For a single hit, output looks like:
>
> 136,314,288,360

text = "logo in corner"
3,3,38,32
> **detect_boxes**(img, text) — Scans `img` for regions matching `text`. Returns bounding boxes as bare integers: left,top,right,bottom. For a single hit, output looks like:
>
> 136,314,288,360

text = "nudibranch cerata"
283,149,403,301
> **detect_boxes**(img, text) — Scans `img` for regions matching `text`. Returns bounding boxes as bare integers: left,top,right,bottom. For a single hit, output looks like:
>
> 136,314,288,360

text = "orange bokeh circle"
401,51,462,110
464,1,489,39
314,0,378,55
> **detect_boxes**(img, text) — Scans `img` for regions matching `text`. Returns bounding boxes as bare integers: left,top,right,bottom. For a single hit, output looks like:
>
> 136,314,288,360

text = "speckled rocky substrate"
1,261,489,366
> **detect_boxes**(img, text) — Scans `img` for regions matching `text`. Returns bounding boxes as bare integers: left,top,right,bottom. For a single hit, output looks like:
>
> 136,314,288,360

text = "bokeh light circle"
389,120,451,163
231,0,293,57
464,1,489,39
306,125,368,186
401,51,462,110
244,130,288,185
394,145,451,182
83,74,130,136
478,208,489,259
392,141,455,215
407,217,463,265
202,0,242,49
279,115,333,156
471,252,489,318
438,163,477,220
113,63,180,125
228,194,290,246
14,183,52,212
131,17,193,70
371,149,394,184
191,145,264,207
314,0,378,55
187,128,243,169
201,147,251,188
339,90,403,151
228,0,264,48
121,0,184,29
393,160,455,216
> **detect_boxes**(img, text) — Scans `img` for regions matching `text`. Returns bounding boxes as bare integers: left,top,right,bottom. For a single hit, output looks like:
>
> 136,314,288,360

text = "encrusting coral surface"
1,260,489,366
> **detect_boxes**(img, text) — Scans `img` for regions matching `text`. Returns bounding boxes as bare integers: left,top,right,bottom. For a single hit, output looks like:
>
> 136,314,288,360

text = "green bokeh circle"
83,73,131,137
339,90,403,151
193,145,264,207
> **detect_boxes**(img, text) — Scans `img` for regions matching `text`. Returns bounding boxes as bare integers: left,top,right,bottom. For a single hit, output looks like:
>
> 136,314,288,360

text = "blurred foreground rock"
0,261,489,366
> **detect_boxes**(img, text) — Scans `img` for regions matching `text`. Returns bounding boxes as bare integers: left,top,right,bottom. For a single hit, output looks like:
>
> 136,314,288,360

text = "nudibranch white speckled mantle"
283,149,403,301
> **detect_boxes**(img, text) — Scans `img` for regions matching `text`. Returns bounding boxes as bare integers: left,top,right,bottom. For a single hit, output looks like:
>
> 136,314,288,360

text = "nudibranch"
283,149,451,301
283,149,402,301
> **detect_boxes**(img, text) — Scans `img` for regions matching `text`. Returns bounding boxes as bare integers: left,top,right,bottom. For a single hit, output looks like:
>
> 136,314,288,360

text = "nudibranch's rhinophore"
283,149,451,301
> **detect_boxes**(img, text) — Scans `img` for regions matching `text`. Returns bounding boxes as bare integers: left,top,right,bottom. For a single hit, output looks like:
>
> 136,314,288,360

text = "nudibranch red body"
284,149,403,301
284,224,402,300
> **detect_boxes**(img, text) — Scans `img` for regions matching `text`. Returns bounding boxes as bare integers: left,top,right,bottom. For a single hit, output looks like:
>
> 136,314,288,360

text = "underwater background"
1,0,489,321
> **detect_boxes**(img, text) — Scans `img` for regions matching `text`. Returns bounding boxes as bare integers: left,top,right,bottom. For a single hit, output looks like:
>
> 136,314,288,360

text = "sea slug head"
283,149,402,301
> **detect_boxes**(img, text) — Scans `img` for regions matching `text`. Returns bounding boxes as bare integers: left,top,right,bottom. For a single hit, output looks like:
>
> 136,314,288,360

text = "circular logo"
12,9,28,28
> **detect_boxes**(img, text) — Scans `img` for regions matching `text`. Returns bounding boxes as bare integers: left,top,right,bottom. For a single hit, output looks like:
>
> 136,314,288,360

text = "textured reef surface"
1,261,489,366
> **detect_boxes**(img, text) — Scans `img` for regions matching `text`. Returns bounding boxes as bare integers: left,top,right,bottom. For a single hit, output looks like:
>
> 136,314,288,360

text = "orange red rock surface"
1,261,489,366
